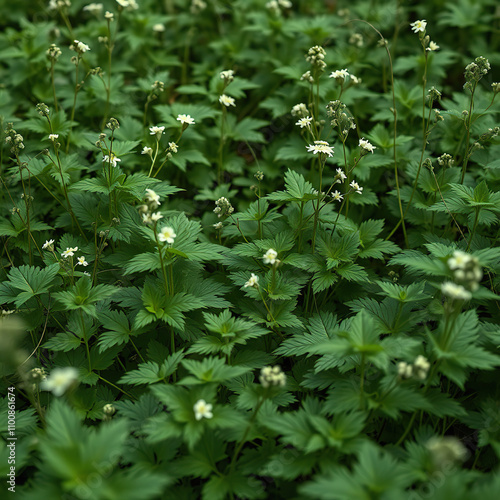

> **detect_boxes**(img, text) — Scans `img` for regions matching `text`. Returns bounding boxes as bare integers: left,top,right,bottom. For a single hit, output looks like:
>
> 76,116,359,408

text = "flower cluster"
426,437,468,467
305,45,326,71
48,0,70,10
447,250,482,292
149,125,165,138
46,43,62,61
326,100,356,140
358,138,376,154
4,123,25,154
397,355,431,380
116,0,139,10
139,188,163,224
329,68,360,85
193,399,213,420
349,180,363,195
83,3,103,15
220,69,235,83
464,56,491,92
306,140,334,157
266,0,292,16
71,39,91,55
219,94,236,107
213,197,234,218
291,103,309,118
260,365,287,388
437,153,454,167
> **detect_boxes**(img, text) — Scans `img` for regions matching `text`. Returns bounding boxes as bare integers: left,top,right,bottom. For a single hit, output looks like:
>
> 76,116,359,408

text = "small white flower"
350,75,361,85
331,190,343,202
74,39,91,53
260,365,286,388
145,188,161,207
77,256,89,266
427,41,440,51
158,226,176,244
359,138,376,153
49,134,59,141
447,250,471,271
152,23,165,32
168,142,178,153
219,94,236,107
149,125,165,136
41,367,79,396
441,281,472,301
295,117,313,129
397,362,413,379
104,11,114,20
103,153,121,168
220,69,235,81
329,69,350,80
83,3,103,15
413,355,430,380
244,273,259,288
336,168,347,182
350,180,363,194
193,399,213,420
42,239,55,250
142,213,152,224
411,19,427,33
306,140,334,157
151,212,163,222
141,146,153,156
61,247,78,258
291,103,308,117
263,248,278,265
177,114,195,125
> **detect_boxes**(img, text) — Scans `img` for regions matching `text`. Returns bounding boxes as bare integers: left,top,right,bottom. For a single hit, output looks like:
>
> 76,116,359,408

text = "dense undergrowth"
1,0,500,499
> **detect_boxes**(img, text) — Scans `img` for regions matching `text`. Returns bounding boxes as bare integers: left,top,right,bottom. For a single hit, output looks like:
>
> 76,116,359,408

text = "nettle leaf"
377,281,430,303
119,351,184,385
53,278,117,317
179,357,252,385
267,169,316,202
97,309,141,352
123,251,161,275
0,263,60,307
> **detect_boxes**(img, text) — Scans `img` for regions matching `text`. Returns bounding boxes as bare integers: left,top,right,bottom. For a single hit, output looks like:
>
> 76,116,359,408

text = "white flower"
359,138,376,153
219,94,236,107
61,247,78,258
77,256,89,266
74,39,91,53
49,134,59,141
213,222,223,230
291,103,308,117
260,365,286,388
427,41,440,51
336,168,347,182
220,69,235,81
145,188,161,207
177,114,195,125
411,19,427,33
149,125,165,136
413,355,430,380
397,362,413,379
141,146,153,156
441,281,472,301
152,23,165,32
331,190,343,202
116,0,138,9
448,250,471,270
193,399,213,420
244,273,259,288
263,248,278,265
158,226,176,244
350,180,363,194
295,117,313,129
151,212,163,222
350,75,361,85
42,239,55,250
41,367,79,396
83,3,103,15
329,69,350,80
306,140,334,157
142,213,152,224
104,11,114,20
103,153,121,168
168,142,178,153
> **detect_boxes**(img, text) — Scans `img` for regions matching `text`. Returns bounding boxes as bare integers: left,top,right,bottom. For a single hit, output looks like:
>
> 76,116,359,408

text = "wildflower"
49,134,59,141
329,69,350,80
426,437,468,466
244,273,259,288
350,180,363,194
177,114,195,125
291,103,308,118
335,168,347,182
103,403,116,415
77,256,89,266
213,222,223,230
142,213,152,224
350,75,361,85
83,3,103,15
413,355,430,380
190,0,207,14
295,117,313,129
447,250,471,270
116,0,138,9
193,399,213,420
158,226,176,244
102,153,121,168
40,367,79,396
46,44,62,61
219,94,236,107
441,281,472,301
30,367,47,381
145,188,161,208
427,41,440,51
152,23,165,32
359,138,376,153
213,197,234,218
220,69,235,82
397,361,413,379
306,140,334,157
42,239,55,250
149,125,165,137
48,0,70,10
1,309,16,317
61,247,78,258
349,33,364,47
104,11,114,20
263,248,278,265
301,71,314,83
260,365,286,388
151,212,163,222
492,82,500,94
73,39,91,53
305,45,327,71
331,191,343,202
141,146,153,156
410,19,427,33
168,142,178,153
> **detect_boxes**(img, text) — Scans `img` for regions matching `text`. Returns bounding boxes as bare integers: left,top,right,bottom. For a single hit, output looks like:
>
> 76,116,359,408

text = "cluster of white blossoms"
266,0,292,16
42,239,55,251
441,281,472,301
263,248,279,266
220,69,235,82
71,39,91,54
295,116,313,129
152,23,165,33
306,140,334,158
139,188,162,224
193,399,213,420
116,0,139,10
213,197,234,218
145,188,161,208
46,43,62,61
30,367,47,382
305,45,326,71
441,250,483,301
177,114,195,125
83,3,103,15
158,226,176,244
329,69,360,85
291,103,309,118
103,152,121,168
398,355,431,381
149,125,165,138
41,367,79,396
48,0,70,10
61,246,78,258
219,94,236,107
190,0,207,14
244,273,259,288
426,436,468,467
359,138,376,154
349,180,363,195
260,365,286,388
410,19,427,33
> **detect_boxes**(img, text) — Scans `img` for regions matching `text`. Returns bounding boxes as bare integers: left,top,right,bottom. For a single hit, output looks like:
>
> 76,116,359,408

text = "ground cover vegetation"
1,0,500,498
